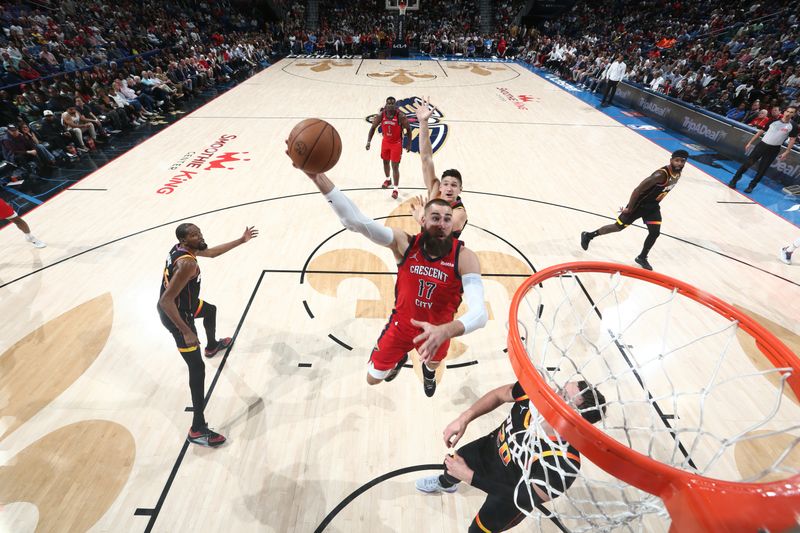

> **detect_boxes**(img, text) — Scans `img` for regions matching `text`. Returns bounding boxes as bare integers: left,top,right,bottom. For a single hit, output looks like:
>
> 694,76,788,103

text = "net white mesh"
508,268,800,532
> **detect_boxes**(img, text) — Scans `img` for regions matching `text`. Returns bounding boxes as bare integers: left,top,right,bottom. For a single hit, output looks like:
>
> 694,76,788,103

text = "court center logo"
448,63,506,76
367,68,436,85
365,96,449,154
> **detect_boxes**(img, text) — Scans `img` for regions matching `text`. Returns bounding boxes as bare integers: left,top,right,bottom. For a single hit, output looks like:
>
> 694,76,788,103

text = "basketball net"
398,1,407,16
507,262,800,532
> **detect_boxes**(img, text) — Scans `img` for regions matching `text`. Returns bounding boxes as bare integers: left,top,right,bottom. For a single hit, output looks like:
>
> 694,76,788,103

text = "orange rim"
507,261,800,532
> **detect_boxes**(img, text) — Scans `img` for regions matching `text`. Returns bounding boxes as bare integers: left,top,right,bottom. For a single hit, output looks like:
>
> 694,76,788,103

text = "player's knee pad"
647,223,661,237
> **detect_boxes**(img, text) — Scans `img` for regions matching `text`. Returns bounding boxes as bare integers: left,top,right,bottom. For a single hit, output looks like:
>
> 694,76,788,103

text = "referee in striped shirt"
729,105,798,193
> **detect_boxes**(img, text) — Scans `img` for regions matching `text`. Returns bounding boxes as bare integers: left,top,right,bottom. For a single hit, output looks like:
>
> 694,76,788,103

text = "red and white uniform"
380,110,404,163
370,234,464,370
0,198,18,220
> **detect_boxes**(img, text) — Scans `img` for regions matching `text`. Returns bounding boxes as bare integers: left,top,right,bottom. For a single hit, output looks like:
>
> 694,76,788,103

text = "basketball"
287,119,342,174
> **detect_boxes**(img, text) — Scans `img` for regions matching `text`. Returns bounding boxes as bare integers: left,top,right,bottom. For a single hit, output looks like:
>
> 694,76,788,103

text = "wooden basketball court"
2,58,798,532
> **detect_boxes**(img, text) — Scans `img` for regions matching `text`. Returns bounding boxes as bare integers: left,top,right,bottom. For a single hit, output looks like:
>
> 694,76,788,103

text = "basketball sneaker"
384,353,408,382
635,255,653,271
779,247,793,265
415,475,458,494
25,235,46,248
187,425,226,447
382,179,391,189
391,189,399,199
422,363,436,397
205,336,233,358
580,231,592,251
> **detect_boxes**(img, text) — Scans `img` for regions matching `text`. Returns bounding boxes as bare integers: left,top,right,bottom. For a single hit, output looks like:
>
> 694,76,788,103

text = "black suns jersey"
159,244,201,315
490,382,582,498
634,165,681,207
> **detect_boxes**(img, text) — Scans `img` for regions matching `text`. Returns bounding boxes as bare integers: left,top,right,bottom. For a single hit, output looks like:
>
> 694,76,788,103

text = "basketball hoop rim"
507,261,800,532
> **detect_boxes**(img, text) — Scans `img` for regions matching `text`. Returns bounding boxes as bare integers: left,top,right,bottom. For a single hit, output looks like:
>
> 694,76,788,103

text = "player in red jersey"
409,97,468,237
366,96,412,199
0,197,45,248
287,146,487,397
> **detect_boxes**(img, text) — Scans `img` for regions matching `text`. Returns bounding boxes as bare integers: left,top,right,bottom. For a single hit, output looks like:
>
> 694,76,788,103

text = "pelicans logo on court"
365,96,449,154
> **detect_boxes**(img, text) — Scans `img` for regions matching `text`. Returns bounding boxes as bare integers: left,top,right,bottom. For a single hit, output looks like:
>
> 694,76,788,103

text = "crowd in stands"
520,0,800,127
8,0,795,189
1,0,272,186
278,0,528,59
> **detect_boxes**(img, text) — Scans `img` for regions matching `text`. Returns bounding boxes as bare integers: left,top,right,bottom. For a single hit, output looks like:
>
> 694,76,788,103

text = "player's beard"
197,241,208,251
420,229,452,258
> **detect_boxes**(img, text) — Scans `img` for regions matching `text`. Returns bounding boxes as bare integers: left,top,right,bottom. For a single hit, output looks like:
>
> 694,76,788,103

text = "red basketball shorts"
380,141,402,163
370,315,451,371
0,198,17,220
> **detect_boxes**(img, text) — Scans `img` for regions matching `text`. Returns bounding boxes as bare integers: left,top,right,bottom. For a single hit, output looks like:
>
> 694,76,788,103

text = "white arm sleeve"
457,273,488,335
323,187,394,246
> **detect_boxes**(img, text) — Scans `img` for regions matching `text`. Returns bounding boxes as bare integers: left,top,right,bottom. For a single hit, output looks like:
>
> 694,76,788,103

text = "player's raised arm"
293,161,412,260
415,97,440,198
196,227,258,258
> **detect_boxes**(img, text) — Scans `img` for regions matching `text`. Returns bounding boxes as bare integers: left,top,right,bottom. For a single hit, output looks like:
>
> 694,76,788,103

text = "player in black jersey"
416,380,606,532
410,97,468,238
157,222,258,447
580,150,688,270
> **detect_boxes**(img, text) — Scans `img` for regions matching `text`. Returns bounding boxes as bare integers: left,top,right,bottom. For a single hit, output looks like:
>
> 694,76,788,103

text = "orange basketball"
287,119,342,174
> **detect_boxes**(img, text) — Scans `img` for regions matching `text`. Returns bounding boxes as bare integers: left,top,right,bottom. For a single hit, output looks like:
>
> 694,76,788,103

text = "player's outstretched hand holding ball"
287,118,342,174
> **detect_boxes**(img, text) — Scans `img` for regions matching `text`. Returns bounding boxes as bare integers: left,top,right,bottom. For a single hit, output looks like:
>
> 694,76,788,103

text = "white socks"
788,237,800,253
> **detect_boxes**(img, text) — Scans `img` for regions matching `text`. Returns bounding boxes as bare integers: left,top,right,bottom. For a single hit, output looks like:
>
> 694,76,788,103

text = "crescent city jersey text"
634,165,681,207
381,110,403,144
160,244,201,314
394,234,463,329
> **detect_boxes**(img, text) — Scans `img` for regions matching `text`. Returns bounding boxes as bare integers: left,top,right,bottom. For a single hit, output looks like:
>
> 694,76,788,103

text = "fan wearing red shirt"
287,151,488,397
366,96,412,199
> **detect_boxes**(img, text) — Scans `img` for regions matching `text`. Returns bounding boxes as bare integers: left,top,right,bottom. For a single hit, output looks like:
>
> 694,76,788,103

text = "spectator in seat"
62,105,98,149
73,97,112,136
45,86,73,113
743,99,762,123
2,123,40,167
0,90,21,126
726,102,748,122
92,89,132,131
17,60,40,80
748,108,772,130
39,109,82,151
19,122,56,169
15,93,40,123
